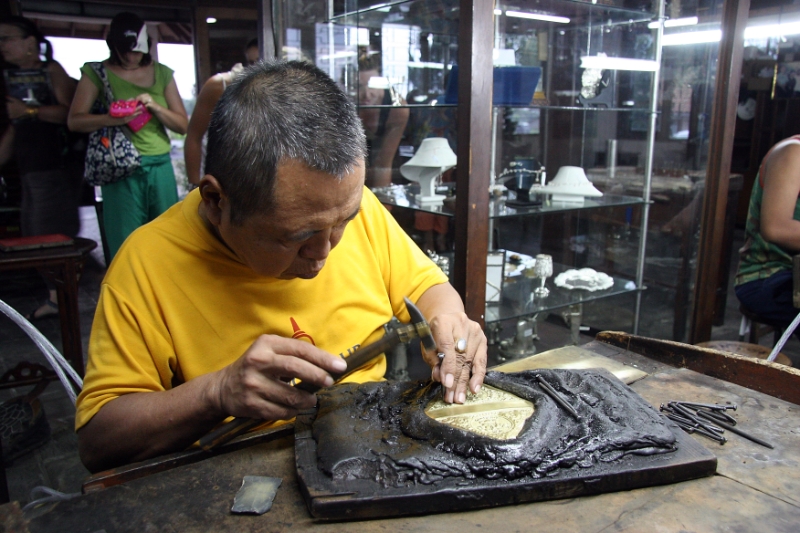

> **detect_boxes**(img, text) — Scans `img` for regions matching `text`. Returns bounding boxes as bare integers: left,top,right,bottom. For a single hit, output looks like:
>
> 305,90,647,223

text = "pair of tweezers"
535,374,581,420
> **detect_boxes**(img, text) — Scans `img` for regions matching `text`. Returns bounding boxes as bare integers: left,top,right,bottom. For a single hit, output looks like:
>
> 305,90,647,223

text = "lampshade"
400,138,457,205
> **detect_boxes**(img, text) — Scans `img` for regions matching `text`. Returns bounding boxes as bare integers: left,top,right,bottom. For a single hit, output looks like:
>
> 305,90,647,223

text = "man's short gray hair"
205,59,367,224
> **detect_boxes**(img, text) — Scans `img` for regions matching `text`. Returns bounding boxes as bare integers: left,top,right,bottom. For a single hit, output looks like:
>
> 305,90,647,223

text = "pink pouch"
109,100,152,132
109,99,137,117
126,104,152,132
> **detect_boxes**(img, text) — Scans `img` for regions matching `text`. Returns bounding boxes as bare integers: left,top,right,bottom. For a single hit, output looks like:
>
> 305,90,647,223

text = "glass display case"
272,0,670,347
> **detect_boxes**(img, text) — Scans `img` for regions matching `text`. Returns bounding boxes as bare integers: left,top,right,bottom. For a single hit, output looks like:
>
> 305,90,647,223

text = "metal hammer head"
404,297,437,353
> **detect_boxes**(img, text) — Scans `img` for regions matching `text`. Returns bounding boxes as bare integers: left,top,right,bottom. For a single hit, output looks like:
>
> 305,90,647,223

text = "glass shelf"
334,0,656,24
313,0,658,117
485,263,639,324
373,184,646,218
357,103,652,112
356,104,457,110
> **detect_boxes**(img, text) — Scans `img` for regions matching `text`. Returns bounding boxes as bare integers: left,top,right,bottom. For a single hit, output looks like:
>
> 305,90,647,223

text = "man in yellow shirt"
76,60,487,473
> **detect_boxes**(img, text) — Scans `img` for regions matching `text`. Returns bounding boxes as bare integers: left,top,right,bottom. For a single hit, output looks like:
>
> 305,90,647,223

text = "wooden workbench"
9,333,800,532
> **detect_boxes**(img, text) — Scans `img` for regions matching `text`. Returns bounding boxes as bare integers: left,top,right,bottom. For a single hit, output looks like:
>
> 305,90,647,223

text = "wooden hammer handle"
198,417,263,451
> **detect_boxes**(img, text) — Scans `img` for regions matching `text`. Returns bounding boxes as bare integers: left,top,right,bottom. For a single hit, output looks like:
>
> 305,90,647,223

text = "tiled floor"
0,208,797,509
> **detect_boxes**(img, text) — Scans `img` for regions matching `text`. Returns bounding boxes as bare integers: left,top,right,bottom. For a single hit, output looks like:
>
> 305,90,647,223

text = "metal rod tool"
695,410,774,449
535,374,580,420
661,400,772,449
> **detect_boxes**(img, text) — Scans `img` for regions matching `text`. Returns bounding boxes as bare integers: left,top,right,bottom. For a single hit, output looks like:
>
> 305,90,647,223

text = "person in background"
416,205,450,253
184,39,259,186
243,38,259,66
67,12,188,261
735,135,800,334
357,51,409,188
0,16,79,320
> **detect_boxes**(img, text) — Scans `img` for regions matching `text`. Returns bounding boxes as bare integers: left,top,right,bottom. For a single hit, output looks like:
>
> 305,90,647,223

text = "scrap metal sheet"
493,345,648,384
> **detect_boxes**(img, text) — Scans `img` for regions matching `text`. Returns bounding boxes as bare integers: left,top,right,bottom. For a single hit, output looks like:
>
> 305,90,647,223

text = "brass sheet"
423,347,644,440
492,345,648,384
425,385,534,440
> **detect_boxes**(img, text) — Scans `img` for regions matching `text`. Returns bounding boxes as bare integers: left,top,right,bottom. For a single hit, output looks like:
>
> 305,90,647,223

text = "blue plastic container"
444,66,542,105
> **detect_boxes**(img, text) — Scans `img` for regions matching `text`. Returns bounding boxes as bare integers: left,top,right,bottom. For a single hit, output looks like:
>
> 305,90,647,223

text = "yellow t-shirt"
75,187,447,430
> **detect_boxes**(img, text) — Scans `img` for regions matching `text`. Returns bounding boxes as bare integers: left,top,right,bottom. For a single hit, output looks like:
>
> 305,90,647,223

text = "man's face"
210,159,365,280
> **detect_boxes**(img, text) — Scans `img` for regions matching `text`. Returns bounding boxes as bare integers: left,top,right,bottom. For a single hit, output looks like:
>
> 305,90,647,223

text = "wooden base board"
295,410,716,521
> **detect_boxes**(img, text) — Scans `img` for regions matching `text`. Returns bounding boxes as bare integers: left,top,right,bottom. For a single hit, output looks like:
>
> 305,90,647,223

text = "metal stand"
486,322,503,346
561,304,583,345
498,314,540,361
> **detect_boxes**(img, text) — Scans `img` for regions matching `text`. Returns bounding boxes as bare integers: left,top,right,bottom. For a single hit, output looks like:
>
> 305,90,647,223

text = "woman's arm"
760,141,800,252
5,61,76,125
67,74,136,133
184,76,226,185
49,61,76,108
137,78,188,135
368,104,409,187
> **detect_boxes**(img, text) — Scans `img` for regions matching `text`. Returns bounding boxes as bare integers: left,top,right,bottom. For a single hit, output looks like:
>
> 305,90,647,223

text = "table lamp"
400,138,457,206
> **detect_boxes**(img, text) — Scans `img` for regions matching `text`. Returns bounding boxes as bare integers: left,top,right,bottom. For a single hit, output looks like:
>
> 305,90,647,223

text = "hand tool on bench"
198,297,437,451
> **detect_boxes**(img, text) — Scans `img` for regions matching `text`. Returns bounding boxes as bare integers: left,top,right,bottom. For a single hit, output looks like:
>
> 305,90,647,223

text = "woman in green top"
67,12,188,261
735,135,800,331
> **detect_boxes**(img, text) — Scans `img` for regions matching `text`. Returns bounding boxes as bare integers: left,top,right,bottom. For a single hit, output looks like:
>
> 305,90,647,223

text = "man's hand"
211,334,347,421
414,283,488,405
425,312,487,404
78,334,347,472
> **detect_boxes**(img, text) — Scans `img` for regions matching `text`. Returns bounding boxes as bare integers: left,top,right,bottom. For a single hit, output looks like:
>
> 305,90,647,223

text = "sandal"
25,300,59,321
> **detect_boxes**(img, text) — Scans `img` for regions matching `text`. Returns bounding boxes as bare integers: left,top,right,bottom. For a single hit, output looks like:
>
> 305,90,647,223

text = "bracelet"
25,107,39,119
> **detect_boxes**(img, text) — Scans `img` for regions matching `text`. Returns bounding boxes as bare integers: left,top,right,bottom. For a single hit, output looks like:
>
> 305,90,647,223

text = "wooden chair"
738,304,784,345
0,362,57,503
794,255,800,308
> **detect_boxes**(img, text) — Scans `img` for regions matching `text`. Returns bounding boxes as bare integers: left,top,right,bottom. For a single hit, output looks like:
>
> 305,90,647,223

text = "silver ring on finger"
455,338,467,353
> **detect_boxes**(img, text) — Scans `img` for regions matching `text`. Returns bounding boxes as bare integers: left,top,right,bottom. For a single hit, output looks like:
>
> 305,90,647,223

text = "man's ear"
198,174,227,227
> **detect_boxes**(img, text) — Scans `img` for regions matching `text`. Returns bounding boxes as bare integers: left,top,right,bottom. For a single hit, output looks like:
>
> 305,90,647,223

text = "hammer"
197,297,436,451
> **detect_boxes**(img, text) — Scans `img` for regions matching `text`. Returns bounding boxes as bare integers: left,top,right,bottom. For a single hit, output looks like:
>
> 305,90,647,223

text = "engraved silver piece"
426,250,451,278
554,268,613,291
533,254,553,298
580,67,604,99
